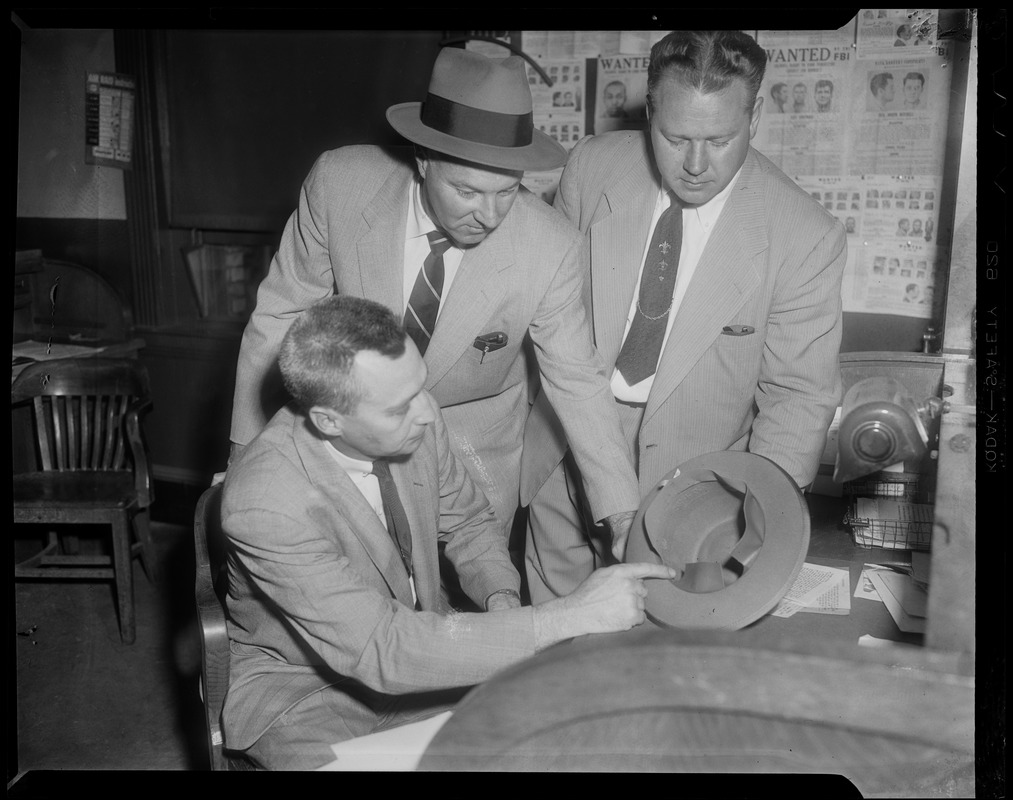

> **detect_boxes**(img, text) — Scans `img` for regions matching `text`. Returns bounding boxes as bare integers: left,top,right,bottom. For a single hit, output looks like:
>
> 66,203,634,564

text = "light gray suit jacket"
221,404,538,751
521,132,846,501
231,146,639,527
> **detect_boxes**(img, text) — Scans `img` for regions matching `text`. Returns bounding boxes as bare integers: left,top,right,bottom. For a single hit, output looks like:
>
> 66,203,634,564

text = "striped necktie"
405,230,453,355
615,199,682,385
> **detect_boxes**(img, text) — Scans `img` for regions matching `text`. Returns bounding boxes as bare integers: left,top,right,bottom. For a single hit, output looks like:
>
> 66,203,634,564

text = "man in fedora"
229,46,640,561
222,295,675,769
521,30,846,603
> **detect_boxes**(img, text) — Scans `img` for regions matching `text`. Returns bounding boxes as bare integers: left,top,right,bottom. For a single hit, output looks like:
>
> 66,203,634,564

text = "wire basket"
843,500,933,551
843,471,928,502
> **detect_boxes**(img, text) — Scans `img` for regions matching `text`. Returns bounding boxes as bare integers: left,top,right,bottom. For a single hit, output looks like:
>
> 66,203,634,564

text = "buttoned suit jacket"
221,404,537,751
231,145,638,527
520,132,846,502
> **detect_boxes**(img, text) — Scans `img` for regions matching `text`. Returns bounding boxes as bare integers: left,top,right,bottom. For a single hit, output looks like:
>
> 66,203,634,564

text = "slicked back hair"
647,30,767,115
279,295,407,414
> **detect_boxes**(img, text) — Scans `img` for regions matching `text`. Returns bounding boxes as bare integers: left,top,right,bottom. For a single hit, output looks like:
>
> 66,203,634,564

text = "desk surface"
745,493,925,648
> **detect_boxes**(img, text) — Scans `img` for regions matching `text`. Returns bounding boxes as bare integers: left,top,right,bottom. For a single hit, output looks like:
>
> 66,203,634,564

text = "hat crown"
428,48,532,115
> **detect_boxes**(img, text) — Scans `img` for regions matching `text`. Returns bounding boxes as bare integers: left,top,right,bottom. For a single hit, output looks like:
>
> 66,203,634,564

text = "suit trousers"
242,683,468,770
525,400,645,604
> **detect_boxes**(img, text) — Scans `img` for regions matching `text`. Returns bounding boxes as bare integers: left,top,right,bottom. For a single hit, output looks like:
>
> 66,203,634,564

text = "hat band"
420,93,533,148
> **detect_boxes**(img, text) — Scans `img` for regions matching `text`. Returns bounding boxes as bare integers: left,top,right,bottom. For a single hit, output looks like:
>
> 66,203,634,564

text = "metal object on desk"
834,377,929,484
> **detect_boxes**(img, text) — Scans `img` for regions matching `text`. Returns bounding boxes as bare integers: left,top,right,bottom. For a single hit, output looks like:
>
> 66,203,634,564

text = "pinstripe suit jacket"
230,146,638,527
520,133,846,501
221,404,538,751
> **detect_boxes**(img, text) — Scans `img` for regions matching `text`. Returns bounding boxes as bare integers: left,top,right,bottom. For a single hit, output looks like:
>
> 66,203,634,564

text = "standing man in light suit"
222,296,674,769
521,30,847,603
229,46,640,555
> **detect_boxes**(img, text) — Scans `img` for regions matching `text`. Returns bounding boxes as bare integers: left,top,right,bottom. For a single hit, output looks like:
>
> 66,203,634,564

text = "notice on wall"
85,71,135,169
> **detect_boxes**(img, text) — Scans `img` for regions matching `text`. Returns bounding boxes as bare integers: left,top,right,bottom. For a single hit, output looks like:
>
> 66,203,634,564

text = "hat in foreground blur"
625,451,810,630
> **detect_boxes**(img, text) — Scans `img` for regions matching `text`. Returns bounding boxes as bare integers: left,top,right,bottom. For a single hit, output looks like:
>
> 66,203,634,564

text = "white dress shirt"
611,168,743,404
325,442,418,605
402,179,465,322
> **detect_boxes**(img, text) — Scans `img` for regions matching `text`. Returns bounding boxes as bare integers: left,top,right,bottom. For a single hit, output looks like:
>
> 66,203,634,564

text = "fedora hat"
625,451,810,630
386,47,566,172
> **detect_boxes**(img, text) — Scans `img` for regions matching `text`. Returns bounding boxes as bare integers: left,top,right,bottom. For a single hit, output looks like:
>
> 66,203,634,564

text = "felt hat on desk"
625,451,810,631
386,47,566,172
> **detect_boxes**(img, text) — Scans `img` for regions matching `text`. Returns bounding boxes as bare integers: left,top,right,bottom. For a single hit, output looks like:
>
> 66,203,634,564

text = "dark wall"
15,218,133,303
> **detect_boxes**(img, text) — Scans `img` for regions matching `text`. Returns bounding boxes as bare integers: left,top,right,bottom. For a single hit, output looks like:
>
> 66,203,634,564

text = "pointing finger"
618,562,679,581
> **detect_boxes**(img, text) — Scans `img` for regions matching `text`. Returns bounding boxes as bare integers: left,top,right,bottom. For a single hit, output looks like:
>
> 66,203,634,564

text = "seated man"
221,296,675,770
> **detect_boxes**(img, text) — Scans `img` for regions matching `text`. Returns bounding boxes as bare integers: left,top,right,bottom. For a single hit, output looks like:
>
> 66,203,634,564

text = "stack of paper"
855,561,929,634
851,498,933,549
771,563,851,618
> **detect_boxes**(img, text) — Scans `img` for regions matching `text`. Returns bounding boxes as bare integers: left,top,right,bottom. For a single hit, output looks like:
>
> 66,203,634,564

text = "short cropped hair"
903,71,925,87
647,30,767,114
815,79,833,92
870,72,893,96
279,296,406,413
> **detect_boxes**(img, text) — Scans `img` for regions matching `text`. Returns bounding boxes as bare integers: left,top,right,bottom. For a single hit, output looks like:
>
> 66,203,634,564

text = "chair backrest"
11,357,153,506
194,482,231,771
27,258,133,343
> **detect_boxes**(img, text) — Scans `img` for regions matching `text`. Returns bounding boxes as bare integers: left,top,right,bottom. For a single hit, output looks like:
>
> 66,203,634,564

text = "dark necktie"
614,199,682,386
405,230,453,355
370,460,413,579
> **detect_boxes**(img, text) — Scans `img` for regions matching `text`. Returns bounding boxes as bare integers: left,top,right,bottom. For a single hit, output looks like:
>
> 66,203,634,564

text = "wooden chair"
194,482,255,770
13,357,160,645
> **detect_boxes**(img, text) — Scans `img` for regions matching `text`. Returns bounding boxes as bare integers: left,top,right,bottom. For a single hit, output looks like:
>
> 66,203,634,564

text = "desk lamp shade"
625,451,810,630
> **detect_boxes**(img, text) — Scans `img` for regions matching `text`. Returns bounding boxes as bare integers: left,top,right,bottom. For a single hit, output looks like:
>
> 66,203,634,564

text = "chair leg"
132,509,160,585
111,513,136,644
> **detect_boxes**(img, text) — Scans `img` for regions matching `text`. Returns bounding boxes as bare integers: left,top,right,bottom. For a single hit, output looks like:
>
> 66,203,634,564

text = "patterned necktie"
370,460,413,578
615,199,683,386
405,230,453,355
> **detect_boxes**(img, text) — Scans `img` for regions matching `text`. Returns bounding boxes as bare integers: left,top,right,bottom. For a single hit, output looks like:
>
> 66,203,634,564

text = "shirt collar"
662,163,744,230
408,177,438,242
325,440,375,479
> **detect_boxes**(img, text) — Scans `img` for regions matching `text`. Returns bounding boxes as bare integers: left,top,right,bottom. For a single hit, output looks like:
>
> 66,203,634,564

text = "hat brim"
387,102,567,172
625,451,810,631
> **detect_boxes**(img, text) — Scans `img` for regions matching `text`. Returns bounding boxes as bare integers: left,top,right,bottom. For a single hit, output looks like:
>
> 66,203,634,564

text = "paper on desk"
317,710,452,771
771,563,850,618
855,497,933,523
866,569,926,634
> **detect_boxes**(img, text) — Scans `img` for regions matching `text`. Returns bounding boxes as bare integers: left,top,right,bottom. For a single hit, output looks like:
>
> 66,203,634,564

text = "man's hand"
603,510,637,562
532,562,677,649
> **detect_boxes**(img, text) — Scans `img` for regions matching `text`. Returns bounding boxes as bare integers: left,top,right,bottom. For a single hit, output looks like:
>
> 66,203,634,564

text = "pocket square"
721,325,755,336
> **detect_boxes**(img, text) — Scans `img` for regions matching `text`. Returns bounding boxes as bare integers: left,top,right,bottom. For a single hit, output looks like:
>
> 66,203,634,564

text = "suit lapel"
424,226,512,389
356,167,414,312
292,414,415,607
644,150,769,423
